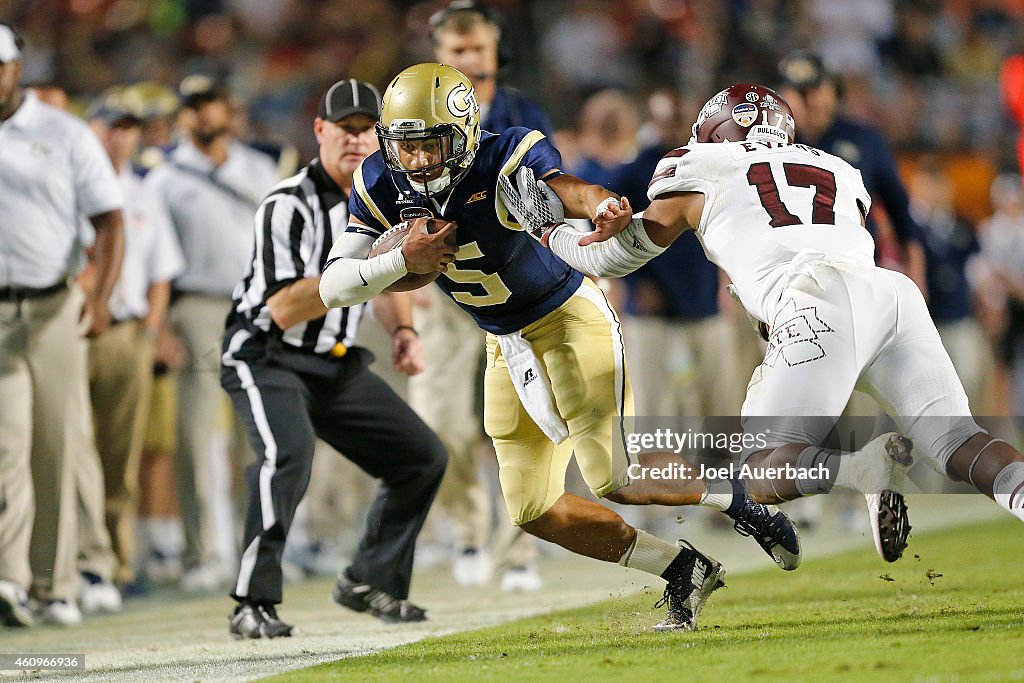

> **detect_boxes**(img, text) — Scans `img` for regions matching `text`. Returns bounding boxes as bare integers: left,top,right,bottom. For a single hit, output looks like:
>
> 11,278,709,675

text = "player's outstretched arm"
639,191,704,246
543,173,633,245
498,167,698,278
319,223,406,309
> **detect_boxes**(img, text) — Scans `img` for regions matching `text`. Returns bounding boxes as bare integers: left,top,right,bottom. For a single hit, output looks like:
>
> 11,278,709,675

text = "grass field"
271,517,1024,683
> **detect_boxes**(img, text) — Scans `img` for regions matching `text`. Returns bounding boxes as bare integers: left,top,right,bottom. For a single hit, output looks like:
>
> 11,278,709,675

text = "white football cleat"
500,564,542,592
850,433,914,494
38,599,83,627
855,434,913,562
452,548,493,587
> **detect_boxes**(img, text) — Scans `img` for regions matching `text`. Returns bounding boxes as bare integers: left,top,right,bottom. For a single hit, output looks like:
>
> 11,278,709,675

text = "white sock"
698,479,734,512
993,462,1024,522
617,530,680,577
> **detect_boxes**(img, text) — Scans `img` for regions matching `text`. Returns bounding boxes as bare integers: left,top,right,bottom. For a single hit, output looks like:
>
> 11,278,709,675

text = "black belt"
0,281,68,301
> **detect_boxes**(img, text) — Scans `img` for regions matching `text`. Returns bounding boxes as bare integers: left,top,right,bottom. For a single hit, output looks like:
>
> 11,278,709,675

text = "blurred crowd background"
5,0,1022,159
8,0,1024,222
4,0,1024,623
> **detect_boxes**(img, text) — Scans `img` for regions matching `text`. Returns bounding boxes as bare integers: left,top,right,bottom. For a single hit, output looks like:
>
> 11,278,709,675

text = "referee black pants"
221,347,447,604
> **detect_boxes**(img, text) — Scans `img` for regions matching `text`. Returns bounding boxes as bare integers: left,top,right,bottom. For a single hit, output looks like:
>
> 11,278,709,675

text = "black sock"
725,478,747,517
660,546,695,581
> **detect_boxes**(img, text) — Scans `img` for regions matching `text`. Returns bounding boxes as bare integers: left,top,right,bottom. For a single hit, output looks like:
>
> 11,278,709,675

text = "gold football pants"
484,280,633,525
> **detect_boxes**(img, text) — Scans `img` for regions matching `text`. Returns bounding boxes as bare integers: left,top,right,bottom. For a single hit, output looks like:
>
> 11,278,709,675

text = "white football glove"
726,284,769,341
497,166,565,242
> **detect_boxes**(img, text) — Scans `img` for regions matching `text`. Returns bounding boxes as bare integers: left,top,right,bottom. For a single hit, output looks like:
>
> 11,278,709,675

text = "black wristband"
393,325,418,337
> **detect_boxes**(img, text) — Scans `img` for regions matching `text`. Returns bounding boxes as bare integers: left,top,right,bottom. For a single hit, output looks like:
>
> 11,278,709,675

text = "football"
369,217,458,292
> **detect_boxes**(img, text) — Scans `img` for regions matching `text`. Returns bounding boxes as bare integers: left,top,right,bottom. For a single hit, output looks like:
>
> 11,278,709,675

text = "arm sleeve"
347,162,391,235
319,228,408,308
544,216,666,278
519,132,563,177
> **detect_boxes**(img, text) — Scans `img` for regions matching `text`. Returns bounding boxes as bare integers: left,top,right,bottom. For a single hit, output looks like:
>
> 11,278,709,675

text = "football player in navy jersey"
422,0,555,592
321,63,801,631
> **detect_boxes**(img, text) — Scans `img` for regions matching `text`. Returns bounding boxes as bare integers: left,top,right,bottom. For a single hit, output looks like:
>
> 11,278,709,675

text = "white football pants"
742,259,980,473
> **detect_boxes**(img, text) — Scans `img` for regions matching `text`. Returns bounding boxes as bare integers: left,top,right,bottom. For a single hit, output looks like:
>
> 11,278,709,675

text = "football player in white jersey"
499,83,1024,563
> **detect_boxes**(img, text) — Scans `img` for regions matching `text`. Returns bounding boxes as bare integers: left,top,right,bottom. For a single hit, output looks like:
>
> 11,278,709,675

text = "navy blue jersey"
805,116,922,246
350,127,583,334
571,156,621,190
918,211,979,323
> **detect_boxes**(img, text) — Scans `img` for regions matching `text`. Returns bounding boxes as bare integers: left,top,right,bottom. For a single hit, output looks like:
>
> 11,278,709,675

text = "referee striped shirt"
226,158,365,359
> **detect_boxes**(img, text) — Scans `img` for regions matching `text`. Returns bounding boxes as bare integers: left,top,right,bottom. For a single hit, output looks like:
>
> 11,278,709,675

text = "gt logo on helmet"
377,63,483,198
447,83,478,118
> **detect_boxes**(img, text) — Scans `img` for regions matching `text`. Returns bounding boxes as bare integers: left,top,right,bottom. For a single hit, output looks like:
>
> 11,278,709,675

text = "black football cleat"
653,541,726,632
332,570,427,624
728,496,802,570
229,600,295,639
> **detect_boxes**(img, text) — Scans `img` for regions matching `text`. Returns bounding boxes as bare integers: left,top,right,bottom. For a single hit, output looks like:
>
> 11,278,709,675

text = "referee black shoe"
332,570,427,623
229,600,295,639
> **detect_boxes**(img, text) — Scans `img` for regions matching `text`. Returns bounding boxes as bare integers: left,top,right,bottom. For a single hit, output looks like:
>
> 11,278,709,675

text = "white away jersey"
647,140,875,322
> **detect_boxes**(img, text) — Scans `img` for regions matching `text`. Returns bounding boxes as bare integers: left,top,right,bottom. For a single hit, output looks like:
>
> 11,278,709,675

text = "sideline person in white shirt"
0,23,125,628
73,87,185,609
143,77,279,591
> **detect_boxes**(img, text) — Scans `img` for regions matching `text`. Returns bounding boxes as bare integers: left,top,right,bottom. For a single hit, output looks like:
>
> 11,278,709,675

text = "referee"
222,80,446,639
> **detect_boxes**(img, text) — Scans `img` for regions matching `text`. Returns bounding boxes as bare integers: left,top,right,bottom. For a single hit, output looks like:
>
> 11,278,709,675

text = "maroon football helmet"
690,83,796,145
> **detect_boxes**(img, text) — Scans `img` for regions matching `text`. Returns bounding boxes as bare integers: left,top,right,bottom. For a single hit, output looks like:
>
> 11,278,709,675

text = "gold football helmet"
377,63,481,197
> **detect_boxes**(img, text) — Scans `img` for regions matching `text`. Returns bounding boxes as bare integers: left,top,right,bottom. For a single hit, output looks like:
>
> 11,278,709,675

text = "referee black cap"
318,79,381,123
